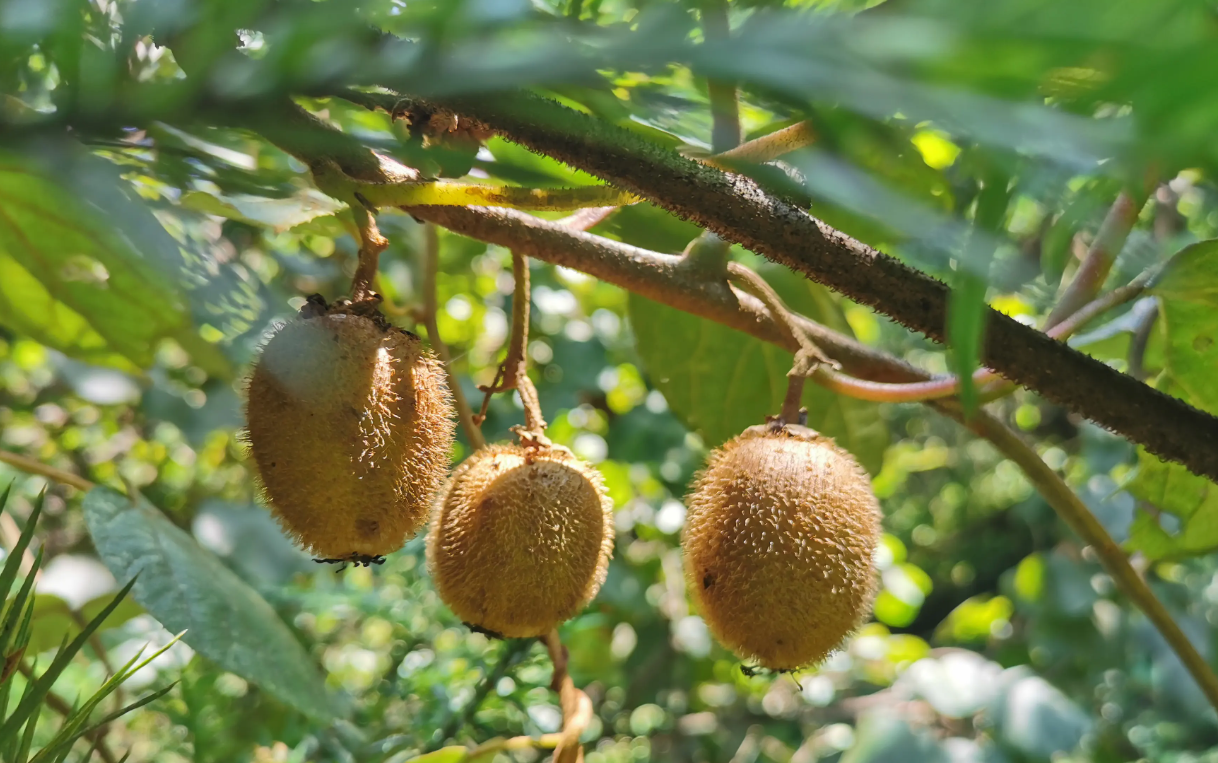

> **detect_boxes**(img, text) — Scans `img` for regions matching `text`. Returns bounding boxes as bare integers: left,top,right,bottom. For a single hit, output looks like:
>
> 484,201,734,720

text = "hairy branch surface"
377,90,1218,481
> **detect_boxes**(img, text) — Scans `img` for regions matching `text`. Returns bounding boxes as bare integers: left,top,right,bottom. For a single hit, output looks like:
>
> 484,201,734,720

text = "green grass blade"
0,577,137,741
61,682,178,755
15,699,39,763
67,737,100,763
30,631,180,761
0,490,43,607
0,548,44,664
4,663,40,762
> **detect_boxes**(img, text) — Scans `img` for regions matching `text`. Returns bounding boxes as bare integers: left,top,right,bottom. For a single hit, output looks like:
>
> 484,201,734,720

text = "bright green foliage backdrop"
2,0,1218,762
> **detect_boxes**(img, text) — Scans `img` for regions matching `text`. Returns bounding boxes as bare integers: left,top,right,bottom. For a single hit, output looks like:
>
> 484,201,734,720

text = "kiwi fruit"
427,439,614,638
245,298,455,562
682,423,881,671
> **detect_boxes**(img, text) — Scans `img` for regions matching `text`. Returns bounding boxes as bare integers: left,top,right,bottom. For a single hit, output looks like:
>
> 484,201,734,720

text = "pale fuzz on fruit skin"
427,442,614,638
682,425,881,671
246,312,455,559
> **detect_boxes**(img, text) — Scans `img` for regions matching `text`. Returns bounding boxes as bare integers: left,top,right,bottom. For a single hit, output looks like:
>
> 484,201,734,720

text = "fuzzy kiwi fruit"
427,439,614,638
245,300,455,561
682,423,881,671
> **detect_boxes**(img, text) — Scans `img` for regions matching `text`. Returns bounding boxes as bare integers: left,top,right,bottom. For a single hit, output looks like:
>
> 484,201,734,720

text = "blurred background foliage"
2,0,1218,761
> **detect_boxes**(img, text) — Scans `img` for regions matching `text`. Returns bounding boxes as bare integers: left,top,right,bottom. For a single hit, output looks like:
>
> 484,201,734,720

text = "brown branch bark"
171,93,1218,707
407,205,921,383
1045,186,1149,329
388,91,1218,482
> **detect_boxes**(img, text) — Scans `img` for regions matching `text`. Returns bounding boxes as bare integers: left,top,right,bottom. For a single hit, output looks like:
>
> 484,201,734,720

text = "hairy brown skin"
683,424,881,671
428,441,614,638
246,309,455,559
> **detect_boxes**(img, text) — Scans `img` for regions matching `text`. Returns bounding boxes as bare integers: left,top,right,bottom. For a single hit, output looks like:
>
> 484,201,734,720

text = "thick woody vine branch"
14,43,1210,473
152,92,1218,710
396,217,1218,710
0,450,95,493
360,90,1218,481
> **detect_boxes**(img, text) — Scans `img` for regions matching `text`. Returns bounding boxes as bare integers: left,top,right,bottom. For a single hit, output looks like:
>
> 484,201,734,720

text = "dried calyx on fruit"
245,294,456,566
682,420,881,672
427,432,614,638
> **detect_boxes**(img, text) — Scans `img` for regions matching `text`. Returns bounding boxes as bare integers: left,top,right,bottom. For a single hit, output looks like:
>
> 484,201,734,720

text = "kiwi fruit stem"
726,262,840,425
474,250,548,442
544,630,593,763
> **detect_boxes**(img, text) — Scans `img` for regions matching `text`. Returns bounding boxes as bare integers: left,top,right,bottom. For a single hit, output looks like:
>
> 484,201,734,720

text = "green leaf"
1126,446,1218,559
0,576,136,742
0,549,43,664
0,486,39,607
179,189,346,233
1153,239,1218,414
483,137,601,188
1068,297,1164,373
81,487,336,722
0,151,230,377
628,284,888,474
949,166,1011,418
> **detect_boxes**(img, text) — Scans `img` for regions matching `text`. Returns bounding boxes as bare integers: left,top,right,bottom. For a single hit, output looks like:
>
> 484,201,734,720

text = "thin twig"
474,251,546,435
812,273,1151,404
726,262,834,422
542,631,592,763
701,121,816,169
509,253,547,435
555,206,618,231
949,408,1218,711
0,451,95,493
420,224,485,450
502,253,531,391
1045,184,1150,329
350,201,389,302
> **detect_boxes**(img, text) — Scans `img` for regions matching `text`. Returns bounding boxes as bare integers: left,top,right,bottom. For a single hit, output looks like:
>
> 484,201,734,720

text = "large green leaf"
0,151,229,377
948,167,1011,418
1125,242,1218,558
82,487,336,722
1153,239,1218,414
628,274,889,474
1126,447,1218,560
